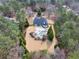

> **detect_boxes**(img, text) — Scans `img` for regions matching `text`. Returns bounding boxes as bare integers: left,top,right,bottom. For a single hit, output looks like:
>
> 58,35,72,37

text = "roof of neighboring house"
33,17,48,28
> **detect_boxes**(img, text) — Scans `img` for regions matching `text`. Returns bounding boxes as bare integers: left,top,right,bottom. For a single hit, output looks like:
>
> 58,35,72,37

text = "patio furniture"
30,32,35,38
42,35,48,41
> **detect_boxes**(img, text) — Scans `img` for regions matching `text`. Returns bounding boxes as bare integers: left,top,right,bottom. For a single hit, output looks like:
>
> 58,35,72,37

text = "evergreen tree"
47,26,54,42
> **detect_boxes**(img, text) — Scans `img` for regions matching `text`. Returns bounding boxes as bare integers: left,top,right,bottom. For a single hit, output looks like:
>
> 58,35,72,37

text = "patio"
25,24,57,54
25,10,57,54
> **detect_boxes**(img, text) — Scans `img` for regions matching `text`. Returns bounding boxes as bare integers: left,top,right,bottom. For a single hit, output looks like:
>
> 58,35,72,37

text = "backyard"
0,0,79,59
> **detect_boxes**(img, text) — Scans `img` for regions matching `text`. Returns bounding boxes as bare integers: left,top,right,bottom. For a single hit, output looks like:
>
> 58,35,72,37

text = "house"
33,16,48,39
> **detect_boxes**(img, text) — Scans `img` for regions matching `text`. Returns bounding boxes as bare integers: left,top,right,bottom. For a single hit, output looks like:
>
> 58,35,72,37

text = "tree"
54,7,79,59
0,0,24,17
68,50,79,59
51,0,56,4
16,10,29,32
56,0,65,5
0,16,20,59
7,0,24,12
16,10,29,59
0,1,30,59
0,4,11,17
47,26,54,42
59,21,79,49
0,15,29,59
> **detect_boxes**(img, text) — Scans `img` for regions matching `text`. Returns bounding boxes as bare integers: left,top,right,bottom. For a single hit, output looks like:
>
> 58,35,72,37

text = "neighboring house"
33,16,48,39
